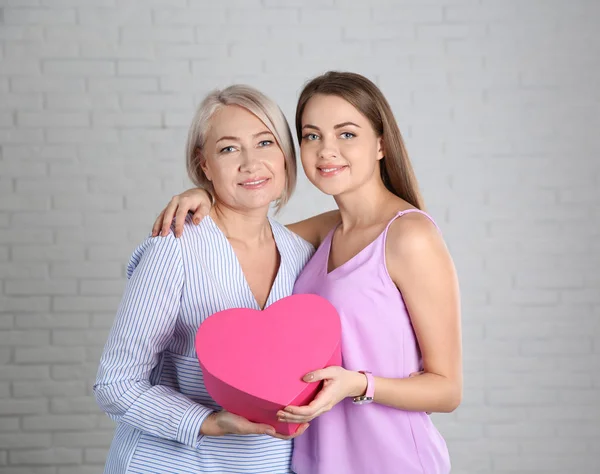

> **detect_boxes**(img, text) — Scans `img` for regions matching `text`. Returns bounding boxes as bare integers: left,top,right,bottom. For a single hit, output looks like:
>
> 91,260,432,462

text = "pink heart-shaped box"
195,293,342,435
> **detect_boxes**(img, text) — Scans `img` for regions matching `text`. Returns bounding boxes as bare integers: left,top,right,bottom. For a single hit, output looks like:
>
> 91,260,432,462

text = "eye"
219,146,236,153
302,133,319,141
340,132,355,139
258,140,274,147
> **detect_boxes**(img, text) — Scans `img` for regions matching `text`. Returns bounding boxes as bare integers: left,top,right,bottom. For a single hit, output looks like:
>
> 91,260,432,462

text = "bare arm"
285,210,341,248
375,213,462,412
151,187,340,247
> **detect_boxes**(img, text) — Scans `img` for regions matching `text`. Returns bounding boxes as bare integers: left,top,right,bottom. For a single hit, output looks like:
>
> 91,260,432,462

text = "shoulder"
385,210,448,272
127,230,183,279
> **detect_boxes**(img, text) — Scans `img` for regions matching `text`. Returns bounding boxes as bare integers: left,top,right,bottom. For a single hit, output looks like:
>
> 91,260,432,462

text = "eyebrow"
216,130,274,144
302,122,361,131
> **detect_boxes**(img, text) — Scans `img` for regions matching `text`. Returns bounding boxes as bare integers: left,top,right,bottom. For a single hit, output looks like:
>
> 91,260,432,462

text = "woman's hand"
152,188,213,238
276,367,366,424
200,410,309,440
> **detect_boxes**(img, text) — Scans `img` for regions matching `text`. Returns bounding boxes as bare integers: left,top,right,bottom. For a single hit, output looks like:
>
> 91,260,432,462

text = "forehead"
207,105,269,138
301,94,365,125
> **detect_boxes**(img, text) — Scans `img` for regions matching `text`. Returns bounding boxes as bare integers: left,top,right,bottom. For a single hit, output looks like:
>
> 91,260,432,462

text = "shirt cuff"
177,403,215,448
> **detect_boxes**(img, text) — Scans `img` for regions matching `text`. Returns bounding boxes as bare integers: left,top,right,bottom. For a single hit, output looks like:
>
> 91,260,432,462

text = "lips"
317,165,348,177
238,177,270,189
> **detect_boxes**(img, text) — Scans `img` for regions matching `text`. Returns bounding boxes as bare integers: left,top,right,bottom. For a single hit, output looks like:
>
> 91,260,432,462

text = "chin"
310,178,350,197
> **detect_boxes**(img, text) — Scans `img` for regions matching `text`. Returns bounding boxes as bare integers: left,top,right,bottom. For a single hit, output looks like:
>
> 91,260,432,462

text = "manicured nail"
304,374,314,381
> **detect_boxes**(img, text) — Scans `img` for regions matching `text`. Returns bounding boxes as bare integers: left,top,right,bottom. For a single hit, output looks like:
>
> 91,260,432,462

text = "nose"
317,135,338,161
239,148,261,173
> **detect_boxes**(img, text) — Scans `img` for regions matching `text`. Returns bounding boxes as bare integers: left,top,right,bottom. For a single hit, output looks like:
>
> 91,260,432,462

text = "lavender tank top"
291,209,450,474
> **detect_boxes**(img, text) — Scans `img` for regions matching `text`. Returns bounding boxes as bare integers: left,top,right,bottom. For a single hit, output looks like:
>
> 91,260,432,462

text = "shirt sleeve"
93,233,214,448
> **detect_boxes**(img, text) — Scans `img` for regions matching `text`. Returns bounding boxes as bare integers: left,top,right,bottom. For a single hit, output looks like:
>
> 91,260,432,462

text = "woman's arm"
278,214,461,423
94,234,279,446
94,234,213,447
151,188,341,248
376,213,462,412
285,210,340,248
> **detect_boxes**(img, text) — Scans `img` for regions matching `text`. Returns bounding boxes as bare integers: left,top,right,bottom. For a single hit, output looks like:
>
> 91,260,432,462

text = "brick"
9,448,81,465
120,93,193,110
4,8,76,24
0,433,52,449
373,6,443,22
0,25,44,41
117,60,189,77
1,468,58,474
92,112,161,128
51,397,101,415
84,448,108,464
0,399,47,415
52,329,110,347
80,280,124,296
4,41,78,59
13,380,87,398
45,26,118,42
78,8,151,25
22,415,95,432
0,365,50,381
51,363,97,381
0,129,44,144
0,93,43,110
155,43,228,59
50,262,122,279
53,431,113,448
45,93,119,111
59,467,103,474
0,330,49,346
0,297,51,313
11,246,85,262
153,8,226,25
53,297,121,313
0,418,20,431
17,112,89,128
42,60,115,76
15,314,90,329
80,41,154,60
87,77,158,93
121,26,194,43
15,347,85,364
46,129,119,144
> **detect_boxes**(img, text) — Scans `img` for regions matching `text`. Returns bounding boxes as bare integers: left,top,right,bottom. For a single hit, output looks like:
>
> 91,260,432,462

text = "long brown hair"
295,71,424,210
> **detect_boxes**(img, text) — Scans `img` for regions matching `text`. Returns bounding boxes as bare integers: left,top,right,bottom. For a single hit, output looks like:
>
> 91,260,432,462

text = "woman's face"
299,94,384,197
200,105,286,212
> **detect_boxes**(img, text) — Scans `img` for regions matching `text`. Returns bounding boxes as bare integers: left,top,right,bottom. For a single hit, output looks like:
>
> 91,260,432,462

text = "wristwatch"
352,370,374,405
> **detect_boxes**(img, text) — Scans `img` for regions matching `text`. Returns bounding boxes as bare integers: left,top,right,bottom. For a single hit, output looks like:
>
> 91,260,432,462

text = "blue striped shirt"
94,215,314,474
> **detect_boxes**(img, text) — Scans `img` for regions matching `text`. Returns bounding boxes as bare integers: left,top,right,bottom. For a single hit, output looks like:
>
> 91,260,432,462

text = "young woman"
153,72,462,474
94,85,333,474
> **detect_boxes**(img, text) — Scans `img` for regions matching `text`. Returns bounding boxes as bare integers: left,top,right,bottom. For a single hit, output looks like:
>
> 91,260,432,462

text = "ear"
376,136,385,161
197,148,212,181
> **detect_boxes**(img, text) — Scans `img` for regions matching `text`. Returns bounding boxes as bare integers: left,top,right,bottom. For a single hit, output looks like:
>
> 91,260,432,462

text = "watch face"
352,396,374,405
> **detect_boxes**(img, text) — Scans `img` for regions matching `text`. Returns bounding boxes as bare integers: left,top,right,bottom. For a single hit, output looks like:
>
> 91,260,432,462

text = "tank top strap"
383,209,441,235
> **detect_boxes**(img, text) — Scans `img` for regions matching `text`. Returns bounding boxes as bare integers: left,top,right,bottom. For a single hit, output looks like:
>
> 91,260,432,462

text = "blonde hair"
186,85,296,212
295,71,424,210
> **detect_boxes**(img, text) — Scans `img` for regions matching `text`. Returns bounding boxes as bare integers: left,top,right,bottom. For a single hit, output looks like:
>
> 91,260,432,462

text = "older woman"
94,85,330,473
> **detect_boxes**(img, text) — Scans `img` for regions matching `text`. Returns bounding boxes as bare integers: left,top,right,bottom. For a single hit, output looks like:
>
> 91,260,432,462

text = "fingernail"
304,374,314,382
267,429,276,436
193,218,199,224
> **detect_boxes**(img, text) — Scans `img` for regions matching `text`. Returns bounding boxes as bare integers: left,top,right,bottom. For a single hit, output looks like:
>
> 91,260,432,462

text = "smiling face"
199,105,286,212
299,94,384,197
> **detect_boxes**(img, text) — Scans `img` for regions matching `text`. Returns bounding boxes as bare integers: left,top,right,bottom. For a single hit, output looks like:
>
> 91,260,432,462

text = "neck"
211,202,272,245
333,176,400,230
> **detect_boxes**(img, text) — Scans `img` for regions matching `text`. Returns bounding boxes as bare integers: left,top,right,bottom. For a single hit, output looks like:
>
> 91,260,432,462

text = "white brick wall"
0,0,598,472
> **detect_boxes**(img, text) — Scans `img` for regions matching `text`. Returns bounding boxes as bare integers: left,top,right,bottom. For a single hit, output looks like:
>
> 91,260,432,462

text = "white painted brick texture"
0,0,598,472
